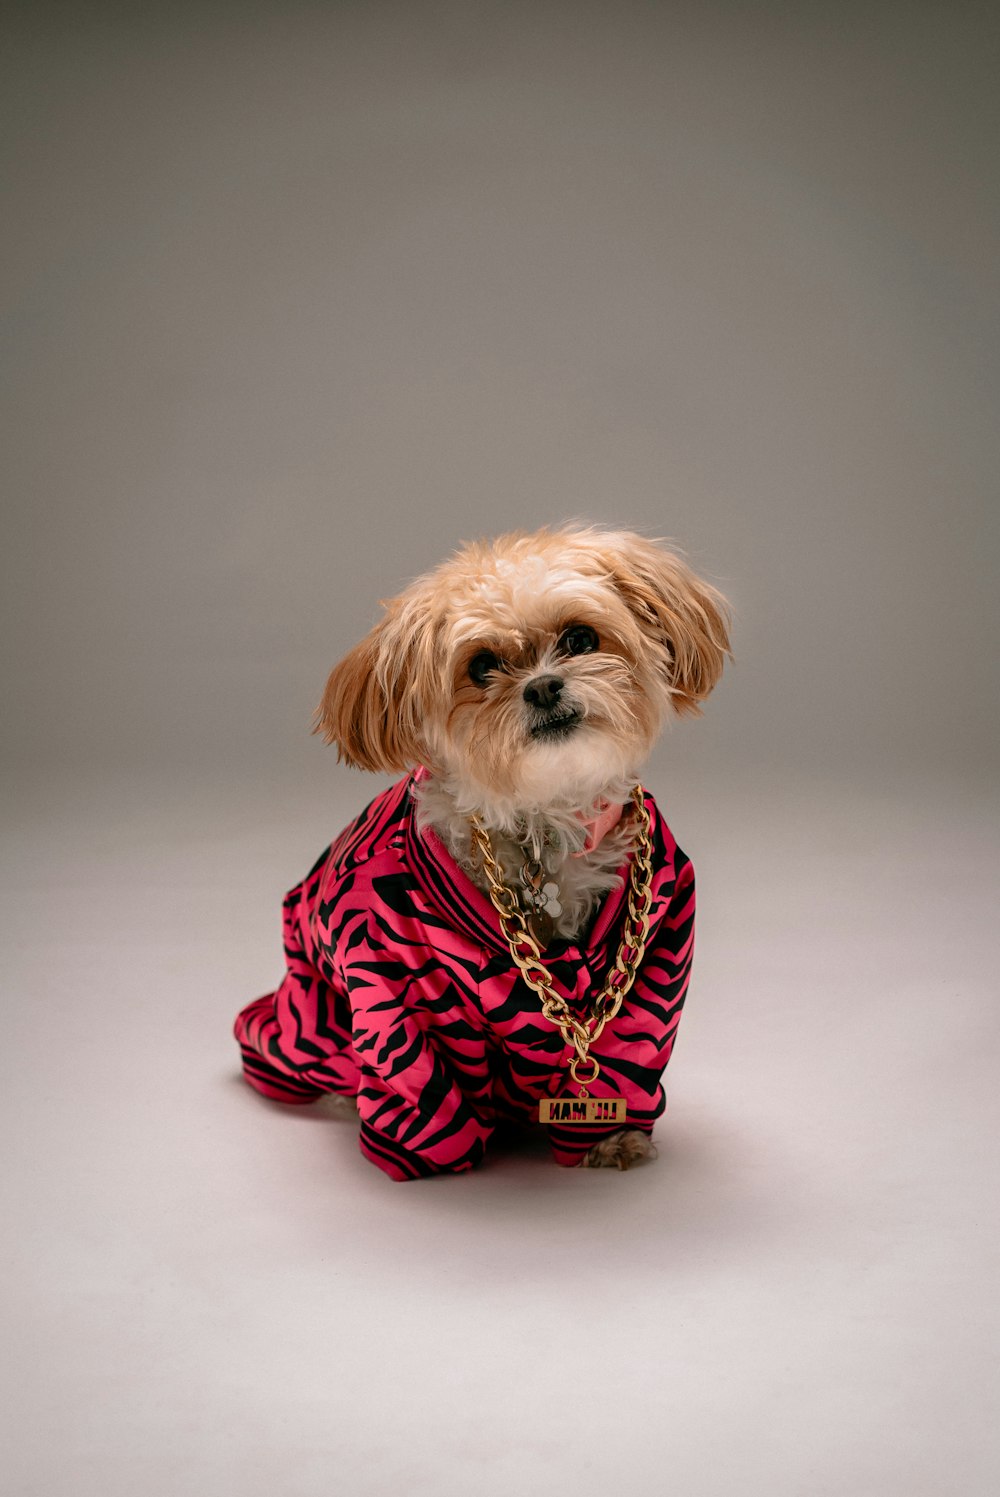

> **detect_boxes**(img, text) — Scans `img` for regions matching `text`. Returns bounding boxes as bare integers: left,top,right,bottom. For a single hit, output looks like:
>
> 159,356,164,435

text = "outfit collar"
402,769,659,960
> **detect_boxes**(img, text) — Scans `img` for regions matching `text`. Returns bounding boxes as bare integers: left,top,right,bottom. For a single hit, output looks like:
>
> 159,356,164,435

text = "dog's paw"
580,1128,657,1171
316,1093,360,1119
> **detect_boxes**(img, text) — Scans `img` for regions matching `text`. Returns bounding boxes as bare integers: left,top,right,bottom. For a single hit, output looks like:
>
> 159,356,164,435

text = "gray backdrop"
3,5,998,1496
4,0,997,787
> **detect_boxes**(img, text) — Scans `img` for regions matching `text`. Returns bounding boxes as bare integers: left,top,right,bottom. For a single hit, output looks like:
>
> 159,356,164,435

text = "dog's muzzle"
523,674,582,740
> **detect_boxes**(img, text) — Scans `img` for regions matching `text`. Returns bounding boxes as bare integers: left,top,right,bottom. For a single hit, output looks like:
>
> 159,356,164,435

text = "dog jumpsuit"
234,771,696,1180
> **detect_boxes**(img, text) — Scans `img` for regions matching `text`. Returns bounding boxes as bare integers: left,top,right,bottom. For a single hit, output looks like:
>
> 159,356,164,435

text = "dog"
234,525,730,1178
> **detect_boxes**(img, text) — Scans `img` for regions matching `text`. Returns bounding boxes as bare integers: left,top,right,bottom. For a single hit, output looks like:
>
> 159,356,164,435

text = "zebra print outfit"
235,772,696,1180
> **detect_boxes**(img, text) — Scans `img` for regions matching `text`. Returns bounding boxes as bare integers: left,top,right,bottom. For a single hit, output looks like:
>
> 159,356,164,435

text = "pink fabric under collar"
575,799,625,855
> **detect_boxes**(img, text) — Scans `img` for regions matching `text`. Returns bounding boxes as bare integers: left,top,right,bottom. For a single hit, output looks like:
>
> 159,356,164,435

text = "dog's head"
315,526,730,810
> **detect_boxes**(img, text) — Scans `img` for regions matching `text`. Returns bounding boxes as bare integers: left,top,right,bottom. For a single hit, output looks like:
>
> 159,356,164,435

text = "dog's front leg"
580,1129,657,1170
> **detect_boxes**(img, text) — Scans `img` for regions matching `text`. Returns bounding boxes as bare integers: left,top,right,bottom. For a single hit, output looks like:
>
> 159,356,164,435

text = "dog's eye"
558,625,599,657
468,651,503,686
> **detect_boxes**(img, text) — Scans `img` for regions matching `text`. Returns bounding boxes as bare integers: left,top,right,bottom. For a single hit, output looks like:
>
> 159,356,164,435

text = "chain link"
469,786,654,1096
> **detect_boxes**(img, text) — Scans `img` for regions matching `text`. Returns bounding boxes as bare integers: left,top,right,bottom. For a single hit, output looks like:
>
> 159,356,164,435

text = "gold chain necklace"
469,786,654,1126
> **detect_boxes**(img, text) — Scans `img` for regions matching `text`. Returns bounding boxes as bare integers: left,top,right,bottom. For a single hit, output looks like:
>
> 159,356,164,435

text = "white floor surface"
3,768,998,1496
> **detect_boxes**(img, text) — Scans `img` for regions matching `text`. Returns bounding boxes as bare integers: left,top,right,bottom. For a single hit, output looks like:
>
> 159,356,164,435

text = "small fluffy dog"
234,526,730,1178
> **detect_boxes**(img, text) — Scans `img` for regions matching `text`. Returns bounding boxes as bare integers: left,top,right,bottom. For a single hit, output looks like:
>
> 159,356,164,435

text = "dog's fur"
314,525,730,1169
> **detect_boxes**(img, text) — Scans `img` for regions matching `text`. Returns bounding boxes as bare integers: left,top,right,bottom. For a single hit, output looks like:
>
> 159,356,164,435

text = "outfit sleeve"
337,914,496,1182
233,861,361,1105
546,852,696,1169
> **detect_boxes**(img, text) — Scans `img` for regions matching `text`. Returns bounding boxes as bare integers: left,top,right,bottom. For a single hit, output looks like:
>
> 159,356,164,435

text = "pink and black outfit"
234,771,696,1180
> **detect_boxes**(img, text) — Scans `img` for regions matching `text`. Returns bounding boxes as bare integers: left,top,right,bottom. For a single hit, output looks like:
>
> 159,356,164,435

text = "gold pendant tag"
539,1097,627,1125
529,909,554,947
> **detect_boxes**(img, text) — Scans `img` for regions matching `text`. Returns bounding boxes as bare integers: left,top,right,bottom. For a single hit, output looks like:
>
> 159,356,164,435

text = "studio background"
3,4,998,1495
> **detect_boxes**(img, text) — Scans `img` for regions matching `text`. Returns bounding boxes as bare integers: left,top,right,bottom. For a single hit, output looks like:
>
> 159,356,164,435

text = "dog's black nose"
523,674,564,710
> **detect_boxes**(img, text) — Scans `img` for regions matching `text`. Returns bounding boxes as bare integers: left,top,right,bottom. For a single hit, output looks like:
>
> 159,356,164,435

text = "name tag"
539,1097,627,1125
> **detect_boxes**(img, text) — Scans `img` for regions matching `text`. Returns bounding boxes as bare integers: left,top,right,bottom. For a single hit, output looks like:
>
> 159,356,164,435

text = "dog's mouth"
529,708,582,741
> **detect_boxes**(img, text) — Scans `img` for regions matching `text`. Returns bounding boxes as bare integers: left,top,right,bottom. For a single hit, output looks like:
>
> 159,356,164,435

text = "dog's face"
316,527,730,811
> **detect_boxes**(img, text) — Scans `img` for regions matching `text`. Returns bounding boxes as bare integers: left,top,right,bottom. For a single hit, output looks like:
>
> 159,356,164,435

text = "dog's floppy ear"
313,595,437,772
602,532,732,715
